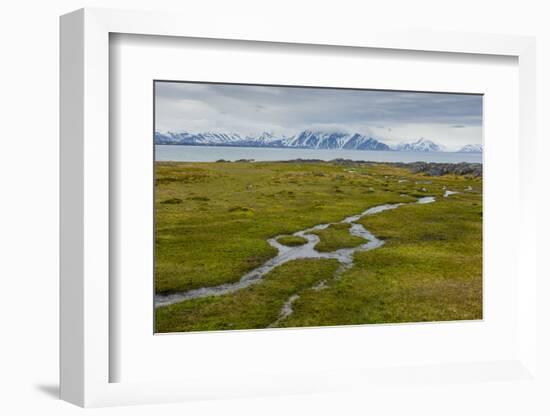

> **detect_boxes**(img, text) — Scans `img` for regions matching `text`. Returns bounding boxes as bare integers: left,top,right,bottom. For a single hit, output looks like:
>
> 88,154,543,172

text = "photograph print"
154,81,483,333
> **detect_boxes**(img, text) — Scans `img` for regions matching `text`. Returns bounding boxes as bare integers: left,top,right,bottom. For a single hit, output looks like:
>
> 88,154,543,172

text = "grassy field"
155,160,482,333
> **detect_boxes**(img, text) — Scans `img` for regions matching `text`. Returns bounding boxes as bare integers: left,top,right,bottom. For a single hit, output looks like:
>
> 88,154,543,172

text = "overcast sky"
155,81,483,150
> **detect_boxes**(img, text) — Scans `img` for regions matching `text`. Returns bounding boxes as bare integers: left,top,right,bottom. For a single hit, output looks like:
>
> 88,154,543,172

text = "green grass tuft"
312,223,366,252
277,235,308,246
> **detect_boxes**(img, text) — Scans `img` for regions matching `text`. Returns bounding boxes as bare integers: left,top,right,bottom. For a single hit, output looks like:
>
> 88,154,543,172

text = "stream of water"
155,196,436,308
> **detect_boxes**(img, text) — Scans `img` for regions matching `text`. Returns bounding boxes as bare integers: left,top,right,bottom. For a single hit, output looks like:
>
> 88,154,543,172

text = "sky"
155,81,483,150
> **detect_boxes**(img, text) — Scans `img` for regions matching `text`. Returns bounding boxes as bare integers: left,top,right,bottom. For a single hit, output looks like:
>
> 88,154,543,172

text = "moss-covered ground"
155,160,482,332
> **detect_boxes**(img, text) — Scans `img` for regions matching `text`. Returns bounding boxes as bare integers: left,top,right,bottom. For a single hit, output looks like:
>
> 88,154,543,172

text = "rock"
393,162,482,177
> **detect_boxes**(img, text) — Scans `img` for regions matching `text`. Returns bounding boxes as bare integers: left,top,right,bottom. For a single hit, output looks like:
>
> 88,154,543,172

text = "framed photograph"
152,80,484,333
60,8,538,408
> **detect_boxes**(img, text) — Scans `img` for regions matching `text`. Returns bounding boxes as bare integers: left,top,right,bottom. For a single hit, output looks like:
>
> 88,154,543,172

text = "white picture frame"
60,7,538,408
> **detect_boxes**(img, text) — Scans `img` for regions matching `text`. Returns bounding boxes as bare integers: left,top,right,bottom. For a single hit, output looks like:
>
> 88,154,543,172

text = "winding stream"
155,196,436,308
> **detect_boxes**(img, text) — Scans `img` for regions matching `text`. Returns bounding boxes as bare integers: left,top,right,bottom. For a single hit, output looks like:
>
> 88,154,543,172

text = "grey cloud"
155,81,482,147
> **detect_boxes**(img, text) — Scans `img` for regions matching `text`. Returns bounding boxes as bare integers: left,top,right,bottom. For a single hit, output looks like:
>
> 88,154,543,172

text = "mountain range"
155,130,482,153
456,144,483,153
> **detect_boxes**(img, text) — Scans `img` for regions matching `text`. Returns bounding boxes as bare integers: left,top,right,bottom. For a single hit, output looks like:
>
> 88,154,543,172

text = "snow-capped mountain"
392,138,444,152
254,132,288,147
457,144,483,153
155,130,391,151
284,130,390,151
155,130,453,152
342,133,390,151
285,130,347,149
154,131,246,145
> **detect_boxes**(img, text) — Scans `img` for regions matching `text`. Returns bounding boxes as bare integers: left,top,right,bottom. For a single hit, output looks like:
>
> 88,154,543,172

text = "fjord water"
155,145,482,163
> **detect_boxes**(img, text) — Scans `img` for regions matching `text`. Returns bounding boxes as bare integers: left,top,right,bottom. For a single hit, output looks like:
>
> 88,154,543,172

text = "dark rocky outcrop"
221,158,482,177
395,162,482,177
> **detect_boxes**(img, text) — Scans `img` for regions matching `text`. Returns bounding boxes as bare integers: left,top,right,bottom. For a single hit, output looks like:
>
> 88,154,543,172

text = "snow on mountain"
457,144,483,153
392,138,444,152
342,133,391,151
254,132,288,147
286,130,347,148
155,131,246,145
155,130,447,152
280,130,388,150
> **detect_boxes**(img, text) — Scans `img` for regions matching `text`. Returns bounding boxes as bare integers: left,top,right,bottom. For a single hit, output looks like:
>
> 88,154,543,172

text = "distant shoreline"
154,142,481,155
155,144,482,165
156,159,482,177
155,158,482,165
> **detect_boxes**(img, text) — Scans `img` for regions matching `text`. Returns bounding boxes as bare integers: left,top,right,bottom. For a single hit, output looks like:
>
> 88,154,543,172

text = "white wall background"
0,1,548,415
